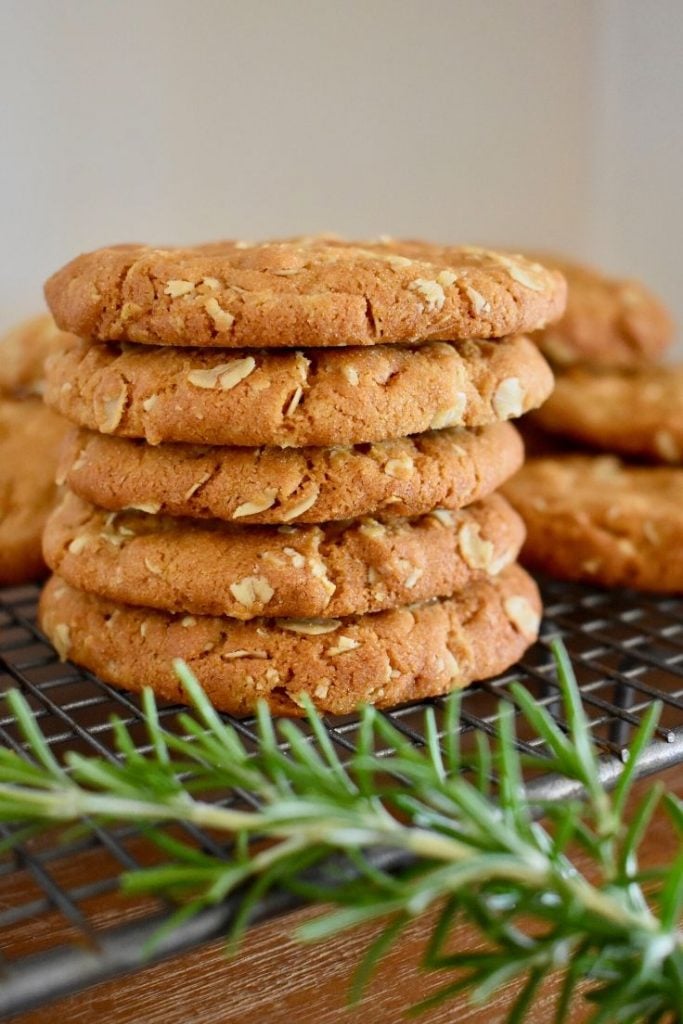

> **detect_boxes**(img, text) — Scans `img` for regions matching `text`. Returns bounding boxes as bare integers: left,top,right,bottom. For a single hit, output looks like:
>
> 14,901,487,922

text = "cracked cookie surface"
39,563,540,716
43,490,525,619
44,335,553,446
44,238,566,349
503,455,683,591
58,421,523,524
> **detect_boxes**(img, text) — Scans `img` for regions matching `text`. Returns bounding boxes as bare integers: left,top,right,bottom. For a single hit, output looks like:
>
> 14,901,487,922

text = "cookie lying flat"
44,239,566,350
44,335,553,447
533,365,683,463
0,399,70,584
503,456,683,591
43,490,524,619
0,314,77,397
39,564,540,716
59,421,523,524
527,255,674,368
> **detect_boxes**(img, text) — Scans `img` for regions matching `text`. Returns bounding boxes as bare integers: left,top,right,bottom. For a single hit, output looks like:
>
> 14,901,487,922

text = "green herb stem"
0,639,680,1022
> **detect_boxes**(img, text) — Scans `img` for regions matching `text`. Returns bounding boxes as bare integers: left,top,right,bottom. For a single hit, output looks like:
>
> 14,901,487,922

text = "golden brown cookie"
503,455,683,591
0,314,77,397
39,564,540,716
527,255,674,367
44,239,566,350
43,490,524,619
58,421,523,524
532,365,683,463
0,399,70,584
44,335,553,447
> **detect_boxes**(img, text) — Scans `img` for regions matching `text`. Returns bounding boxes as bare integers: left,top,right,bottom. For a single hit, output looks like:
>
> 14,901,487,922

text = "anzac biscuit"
44,335,553,447
532,365,683,463
0,314,77,397
503,455,683,591
58,421,523,524
44,239,566,349
43,490,525,619
39,564,541,716
0,399,70,584
527,255,674,367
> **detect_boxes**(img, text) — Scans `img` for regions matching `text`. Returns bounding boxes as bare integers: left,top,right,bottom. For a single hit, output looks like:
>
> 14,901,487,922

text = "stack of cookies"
38,238,565,715
503,257,682,591
0,315,73,584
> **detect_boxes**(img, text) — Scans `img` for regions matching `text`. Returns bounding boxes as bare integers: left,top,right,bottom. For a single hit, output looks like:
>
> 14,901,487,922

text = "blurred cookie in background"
527,255,674,368
0,314,72,584
532,363,683,464
503,455,683,592
0,313,78,397
0,399,69,584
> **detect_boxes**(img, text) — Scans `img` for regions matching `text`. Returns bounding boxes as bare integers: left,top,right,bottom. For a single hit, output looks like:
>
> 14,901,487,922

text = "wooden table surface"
8,765,683,1024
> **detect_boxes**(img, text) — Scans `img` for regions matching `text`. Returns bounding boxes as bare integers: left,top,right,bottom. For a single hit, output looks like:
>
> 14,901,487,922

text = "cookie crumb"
222,649,269,660
187,357,256,391
204,296,235,331
429,508,455,527
384,455,414,480
67,535,89,555
492,377,524,419
654,430,680,463
97,384,128,433
409,278,446,312
164,279,195,298
282,546,306,569
281,488,320,522
458,522,494,570
284,385,303,416
503,595,540,639
126,502,161,514
52,622,71,660
404,566,424,589
464,284,491,314
230,576,275,609
327,636,360,656
278,618,341,635
233,490,278,518
184,472,212,500
430,393,467,429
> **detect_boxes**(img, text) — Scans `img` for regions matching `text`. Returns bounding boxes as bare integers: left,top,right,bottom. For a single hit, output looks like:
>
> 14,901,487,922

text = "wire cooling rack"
0,579,682,1018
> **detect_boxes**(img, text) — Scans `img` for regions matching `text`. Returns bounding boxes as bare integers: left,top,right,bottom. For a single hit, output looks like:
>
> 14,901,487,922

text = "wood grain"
8,766,683,1024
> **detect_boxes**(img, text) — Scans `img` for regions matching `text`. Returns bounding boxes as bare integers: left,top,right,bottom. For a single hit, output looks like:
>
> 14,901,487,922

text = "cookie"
58,421,523,524
532,365,683,463
0,399,70,584
39,564,540,716
44,335,553,447
503,455,683,591
44,238,566,350
0,314,77,397
527,255,674,367
43,489,525,619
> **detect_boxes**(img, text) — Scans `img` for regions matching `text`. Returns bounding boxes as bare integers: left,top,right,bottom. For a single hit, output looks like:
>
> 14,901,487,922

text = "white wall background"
1,0,681,338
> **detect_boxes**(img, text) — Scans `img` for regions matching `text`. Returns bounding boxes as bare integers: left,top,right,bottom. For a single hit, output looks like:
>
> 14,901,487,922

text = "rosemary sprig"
0,640,680,1022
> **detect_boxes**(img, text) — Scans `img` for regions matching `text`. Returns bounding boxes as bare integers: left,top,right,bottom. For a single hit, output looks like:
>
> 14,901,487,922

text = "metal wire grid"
0,578,682,1017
